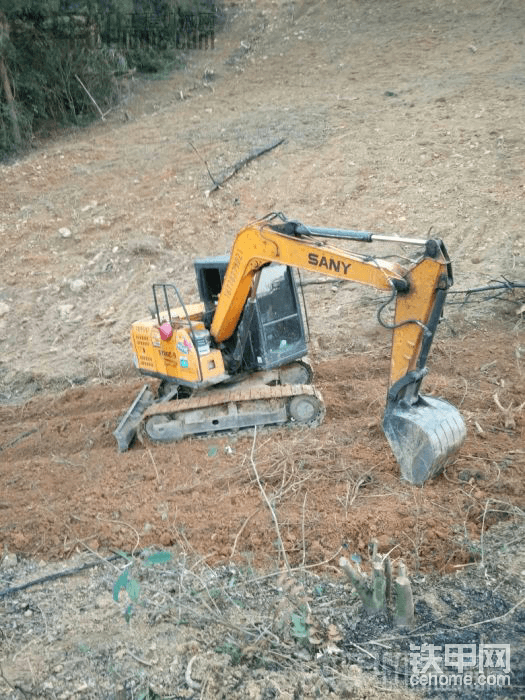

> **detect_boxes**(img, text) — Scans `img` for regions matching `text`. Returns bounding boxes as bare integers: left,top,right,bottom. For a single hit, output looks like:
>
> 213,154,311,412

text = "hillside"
0,1,524,697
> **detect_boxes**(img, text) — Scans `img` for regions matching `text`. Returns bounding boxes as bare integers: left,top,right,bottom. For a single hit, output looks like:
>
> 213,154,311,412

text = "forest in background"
0,0,218,158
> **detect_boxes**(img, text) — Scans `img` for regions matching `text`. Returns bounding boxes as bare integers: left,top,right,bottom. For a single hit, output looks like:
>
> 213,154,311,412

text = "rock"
59,227,72,238
95,595,112,609
2,552,17,567
69,279,87,293
160,532,172,546
88,251,104,266
59,304,75,319
0,301,9,317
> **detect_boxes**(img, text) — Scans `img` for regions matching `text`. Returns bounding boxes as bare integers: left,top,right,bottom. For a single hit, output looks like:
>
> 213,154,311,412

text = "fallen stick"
0,554,122,599
190,141,219,188
0,428,38,452
75,74,105,120
207,137,285,194
185,655,201,690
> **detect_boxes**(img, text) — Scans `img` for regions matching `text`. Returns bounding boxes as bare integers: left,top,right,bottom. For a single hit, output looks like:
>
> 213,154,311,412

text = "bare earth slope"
0,0,524,698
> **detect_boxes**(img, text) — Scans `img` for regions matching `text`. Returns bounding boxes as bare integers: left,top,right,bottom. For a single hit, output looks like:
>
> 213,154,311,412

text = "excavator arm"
211,218,449,388
209,217,465,483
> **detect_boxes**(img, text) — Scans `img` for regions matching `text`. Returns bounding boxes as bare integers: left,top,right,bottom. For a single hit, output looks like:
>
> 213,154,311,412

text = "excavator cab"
194,257,308,373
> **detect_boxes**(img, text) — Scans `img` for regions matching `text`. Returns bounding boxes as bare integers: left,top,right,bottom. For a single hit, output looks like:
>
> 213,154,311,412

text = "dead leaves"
273,572,343,655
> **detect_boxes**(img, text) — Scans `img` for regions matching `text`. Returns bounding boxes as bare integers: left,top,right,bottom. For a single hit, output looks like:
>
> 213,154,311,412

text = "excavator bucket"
383,394,466,485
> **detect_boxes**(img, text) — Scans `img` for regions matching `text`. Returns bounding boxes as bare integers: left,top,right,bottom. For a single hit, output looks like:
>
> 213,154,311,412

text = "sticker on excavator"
382,395,466,485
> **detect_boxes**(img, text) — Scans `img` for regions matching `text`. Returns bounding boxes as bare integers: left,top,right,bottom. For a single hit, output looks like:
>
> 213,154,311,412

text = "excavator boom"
211,219,447,387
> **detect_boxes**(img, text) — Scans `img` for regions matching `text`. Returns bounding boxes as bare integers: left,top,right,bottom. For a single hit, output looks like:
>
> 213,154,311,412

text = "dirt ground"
0,0,524,697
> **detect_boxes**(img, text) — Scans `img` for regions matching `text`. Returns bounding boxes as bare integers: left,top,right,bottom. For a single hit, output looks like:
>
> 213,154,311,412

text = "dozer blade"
382,395,466,485
113,385,155,452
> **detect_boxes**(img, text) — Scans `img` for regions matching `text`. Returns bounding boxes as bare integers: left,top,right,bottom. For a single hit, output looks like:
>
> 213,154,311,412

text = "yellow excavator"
114,213,466,484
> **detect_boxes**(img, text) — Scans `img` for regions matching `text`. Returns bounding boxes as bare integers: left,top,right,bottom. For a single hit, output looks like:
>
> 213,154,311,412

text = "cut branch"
493,392,525,430
207,137,285,194
249,427,290,571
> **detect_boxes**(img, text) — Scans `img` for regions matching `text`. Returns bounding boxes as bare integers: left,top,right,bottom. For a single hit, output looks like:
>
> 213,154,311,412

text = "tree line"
0,1,218,157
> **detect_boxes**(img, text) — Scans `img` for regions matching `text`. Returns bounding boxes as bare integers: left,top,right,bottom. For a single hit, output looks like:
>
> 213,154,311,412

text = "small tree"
0,12,21,146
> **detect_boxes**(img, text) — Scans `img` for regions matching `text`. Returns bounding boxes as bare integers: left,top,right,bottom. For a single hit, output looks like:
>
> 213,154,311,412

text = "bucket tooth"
383,394,466,485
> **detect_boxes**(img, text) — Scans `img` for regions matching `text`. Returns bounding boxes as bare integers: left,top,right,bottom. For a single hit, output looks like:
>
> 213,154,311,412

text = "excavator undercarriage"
114,214,466,484
143,383,324,444
114,360,320,451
